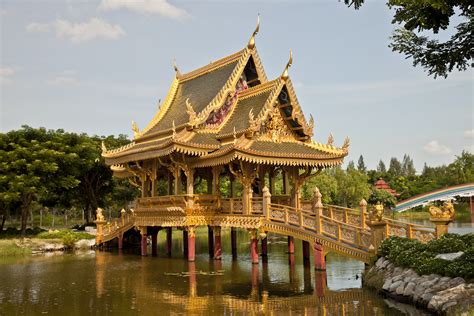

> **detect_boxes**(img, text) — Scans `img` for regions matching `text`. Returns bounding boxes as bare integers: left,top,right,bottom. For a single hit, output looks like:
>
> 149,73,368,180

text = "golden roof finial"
173,57,181,78
281,50,293,81
132,120,141,138
247,14,260,49
327,133,334,146
101,141,107,153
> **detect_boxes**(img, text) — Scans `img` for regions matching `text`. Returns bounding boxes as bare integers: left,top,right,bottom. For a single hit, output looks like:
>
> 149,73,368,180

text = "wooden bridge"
95,187,447,266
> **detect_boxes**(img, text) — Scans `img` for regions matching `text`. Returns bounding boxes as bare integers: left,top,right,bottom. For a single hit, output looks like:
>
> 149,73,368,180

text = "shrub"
61,232,77,248
379,234,473,280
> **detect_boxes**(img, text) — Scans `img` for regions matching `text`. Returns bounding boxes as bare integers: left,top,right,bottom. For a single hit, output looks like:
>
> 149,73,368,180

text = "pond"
0,228,430,315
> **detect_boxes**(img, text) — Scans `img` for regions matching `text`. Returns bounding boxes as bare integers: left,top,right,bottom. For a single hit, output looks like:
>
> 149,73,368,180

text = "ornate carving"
247,15,260,49
428,201,455,220
186,98,198,127
342,137,350,152
264,105,292,143
327,133,334,146
96,208,105,221
132,120,141,138
369,202,384,223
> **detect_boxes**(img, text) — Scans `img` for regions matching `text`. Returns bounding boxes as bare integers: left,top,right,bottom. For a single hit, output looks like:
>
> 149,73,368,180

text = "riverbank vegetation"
1,126,472,236
379,234,474,281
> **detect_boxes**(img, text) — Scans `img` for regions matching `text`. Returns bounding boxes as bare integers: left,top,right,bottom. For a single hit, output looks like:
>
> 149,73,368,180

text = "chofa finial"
281,50,293,81
132,120,141,138
173,58,181,78
101,141,107,153
247,14,260,49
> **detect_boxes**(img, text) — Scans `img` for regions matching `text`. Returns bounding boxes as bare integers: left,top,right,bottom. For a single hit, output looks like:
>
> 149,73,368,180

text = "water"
0,228,426,315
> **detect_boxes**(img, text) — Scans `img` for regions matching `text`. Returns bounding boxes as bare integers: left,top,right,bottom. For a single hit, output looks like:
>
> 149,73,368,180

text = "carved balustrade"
384,218,436,243
220,198,244,214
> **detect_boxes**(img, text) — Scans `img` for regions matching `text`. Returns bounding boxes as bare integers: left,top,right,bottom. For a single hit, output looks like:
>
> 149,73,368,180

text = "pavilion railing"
220,198,244,214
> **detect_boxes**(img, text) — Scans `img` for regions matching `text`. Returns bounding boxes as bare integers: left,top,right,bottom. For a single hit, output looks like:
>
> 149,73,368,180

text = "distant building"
374,178,399,197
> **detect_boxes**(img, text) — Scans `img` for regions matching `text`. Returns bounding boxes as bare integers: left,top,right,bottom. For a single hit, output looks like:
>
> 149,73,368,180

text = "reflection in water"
0,229,423,315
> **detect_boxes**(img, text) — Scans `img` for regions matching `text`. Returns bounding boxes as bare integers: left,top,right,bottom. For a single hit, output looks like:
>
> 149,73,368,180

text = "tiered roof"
102,19,349,170
374,178,399,196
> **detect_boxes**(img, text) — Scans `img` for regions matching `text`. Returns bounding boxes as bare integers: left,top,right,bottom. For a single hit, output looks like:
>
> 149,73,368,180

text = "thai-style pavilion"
100,18,352,264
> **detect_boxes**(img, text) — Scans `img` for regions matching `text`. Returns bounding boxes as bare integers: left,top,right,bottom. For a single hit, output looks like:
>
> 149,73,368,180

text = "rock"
75,239,95,249
84,226,96,234
390,280,403,292
403,282,416,297
383,279,392,291
434,251,464,261
421,293,434,304
375,257,385,268
396,284,406,295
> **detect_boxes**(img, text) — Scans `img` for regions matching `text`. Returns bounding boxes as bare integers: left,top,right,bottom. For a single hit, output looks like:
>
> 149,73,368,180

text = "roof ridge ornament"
101,141,107,154
342,136,350,152
327,133,334,146
173,58,181,78
247,14,260,49
186,98,198,129
132,120,141,138
281,50,293,81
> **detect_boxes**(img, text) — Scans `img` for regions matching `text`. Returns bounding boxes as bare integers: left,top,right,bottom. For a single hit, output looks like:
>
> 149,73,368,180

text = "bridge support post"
261,235,268,258
313,243,326,270
151,229,158,256
430,218,452,238
187,227,196,262
118,233,123,250
214,226,222,260
231,228,237,259
183,229,188,259
140,227,147,256
367,221,387,254
249,229,259,264
315,271,327,297
166,227,172,257
302,240,310,262
312,188,323,233
287,236,295,254
208,226,214,258
360,199,367,228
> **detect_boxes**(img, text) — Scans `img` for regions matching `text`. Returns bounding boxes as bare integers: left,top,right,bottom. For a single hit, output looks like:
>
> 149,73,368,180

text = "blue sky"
1,0,472,171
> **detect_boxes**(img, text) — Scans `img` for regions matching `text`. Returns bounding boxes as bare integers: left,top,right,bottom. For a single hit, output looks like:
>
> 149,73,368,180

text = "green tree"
334,167,371,207
388,157,402,179
369,189,397,208
346,161,356,172
344,0,473,78
0,127,81,235
302,170,338,204
357,155,367,173
401,154,416,177
377,160,387,173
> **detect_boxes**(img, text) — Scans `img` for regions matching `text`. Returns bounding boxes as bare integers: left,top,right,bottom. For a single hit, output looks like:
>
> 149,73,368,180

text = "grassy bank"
394,203,472,222
0,229,95,256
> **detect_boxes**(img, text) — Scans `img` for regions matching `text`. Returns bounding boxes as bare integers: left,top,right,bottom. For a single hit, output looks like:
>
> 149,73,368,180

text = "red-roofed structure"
374,178,399,197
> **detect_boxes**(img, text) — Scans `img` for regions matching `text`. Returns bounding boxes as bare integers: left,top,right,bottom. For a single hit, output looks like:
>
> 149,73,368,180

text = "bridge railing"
384,218,436,243
220,198,244,214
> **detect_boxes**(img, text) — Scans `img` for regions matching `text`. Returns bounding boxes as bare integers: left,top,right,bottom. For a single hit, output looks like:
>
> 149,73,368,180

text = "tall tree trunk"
0,214,6,234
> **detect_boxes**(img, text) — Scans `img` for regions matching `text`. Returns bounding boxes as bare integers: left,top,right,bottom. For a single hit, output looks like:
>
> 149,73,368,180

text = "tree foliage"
344,0,473,78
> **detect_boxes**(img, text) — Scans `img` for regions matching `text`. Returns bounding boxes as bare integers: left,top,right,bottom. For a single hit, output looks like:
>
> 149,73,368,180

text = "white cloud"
26,22,50,33
464,129,474,139
98,0,190,20
0,67,15,84
26,18,125,44
423,140,452,155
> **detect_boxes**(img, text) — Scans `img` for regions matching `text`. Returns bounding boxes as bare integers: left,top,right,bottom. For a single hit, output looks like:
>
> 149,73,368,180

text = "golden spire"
173,58,181,78
281,50,293,81
247,15,260,49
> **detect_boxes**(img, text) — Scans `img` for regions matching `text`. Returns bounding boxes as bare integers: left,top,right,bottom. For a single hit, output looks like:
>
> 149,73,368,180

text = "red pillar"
188,228,196,262
261,236,268,257
315,271,327,297
140,229,147,257
166,227,172,257
151,231,158,256
231,228,237,259
214,226,222,260
313,242,326,270
208,226,214,258
250,230,259,264
288,236,295,254
183,230,188,259
302,240,310,263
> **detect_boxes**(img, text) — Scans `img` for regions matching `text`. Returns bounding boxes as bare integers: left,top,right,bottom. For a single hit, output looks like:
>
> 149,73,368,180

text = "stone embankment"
363,257,473,315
